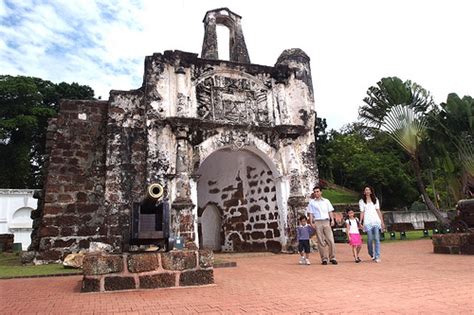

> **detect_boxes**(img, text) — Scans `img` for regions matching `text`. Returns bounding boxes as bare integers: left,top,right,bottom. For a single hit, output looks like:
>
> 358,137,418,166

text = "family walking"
297,185,385,265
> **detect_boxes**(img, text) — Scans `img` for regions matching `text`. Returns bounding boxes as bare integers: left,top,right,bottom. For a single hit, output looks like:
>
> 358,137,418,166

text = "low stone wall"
0,234,14,252
432,233,474,255
82,249,214,292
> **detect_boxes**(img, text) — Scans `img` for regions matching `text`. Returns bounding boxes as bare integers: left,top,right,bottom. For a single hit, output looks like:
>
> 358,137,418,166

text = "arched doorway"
196,148,283,252
200,204,221,250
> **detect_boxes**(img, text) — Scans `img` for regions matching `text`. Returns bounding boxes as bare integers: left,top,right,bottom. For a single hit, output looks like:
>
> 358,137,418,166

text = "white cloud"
1,0,473,128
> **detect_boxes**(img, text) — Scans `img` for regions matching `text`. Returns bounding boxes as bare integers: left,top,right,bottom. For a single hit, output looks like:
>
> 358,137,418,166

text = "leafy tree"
322,127,418,208
425,93,473,201
314,117,332,180
0,75,94,188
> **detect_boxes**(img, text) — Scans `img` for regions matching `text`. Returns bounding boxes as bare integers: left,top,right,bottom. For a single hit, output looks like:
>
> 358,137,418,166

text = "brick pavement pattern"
1,240,473,314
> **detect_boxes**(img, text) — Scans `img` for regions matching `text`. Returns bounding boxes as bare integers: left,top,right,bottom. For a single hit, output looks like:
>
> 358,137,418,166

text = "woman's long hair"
361,186,377,204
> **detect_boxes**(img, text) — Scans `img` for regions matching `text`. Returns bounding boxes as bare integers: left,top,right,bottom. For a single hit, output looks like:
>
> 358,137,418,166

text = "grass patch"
0,252,82,279
323,188,359,204
362,230,430,243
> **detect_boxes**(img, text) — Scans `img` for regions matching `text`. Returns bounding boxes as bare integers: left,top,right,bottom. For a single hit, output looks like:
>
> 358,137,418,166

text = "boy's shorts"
298,239,310,253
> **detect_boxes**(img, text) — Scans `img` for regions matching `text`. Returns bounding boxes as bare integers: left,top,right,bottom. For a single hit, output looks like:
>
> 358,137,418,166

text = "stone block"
161,250,197,271
179,269,214,286
127,253,160,273
83,254,123,275
53,239,75,248
450,246,460,254
56,215,80,226
266,240,282,253
43,205,64,215
250,231,265,240
139,273,176,289
82,277,101,292
104,276,136,291
198,250,214,268
464,233,474,245
433,246,451,254
40,250,62,261
431,235,443,246
39,226,59,237
76,192,88,203
439,234,462,246
460,244,474,255
78,239,90,249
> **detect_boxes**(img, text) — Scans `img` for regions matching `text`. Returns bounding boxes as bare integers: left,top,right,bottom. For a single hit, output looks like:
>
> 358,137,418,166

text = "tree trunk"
412,157,449,225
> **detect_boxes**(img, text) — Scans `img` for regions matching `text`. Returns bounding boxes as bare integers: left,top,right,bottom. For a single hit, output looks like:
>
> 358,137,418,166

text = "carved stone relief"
196,75,269,125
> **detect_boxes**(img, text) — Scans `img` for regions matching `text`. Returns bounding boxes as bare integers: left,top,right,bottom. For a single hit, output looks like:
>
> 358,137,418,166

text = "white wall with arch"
0,189,37,250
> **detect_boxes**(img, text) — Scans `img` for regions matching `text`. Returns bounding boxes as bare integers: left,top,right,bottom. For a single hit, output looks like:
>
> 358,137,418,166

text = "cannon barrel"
147,183,164,200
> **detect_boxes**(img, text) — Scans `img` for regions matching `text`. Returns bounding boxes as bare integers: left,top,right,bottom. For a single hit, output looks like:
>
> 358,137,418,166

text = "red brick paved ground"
1,240,473,314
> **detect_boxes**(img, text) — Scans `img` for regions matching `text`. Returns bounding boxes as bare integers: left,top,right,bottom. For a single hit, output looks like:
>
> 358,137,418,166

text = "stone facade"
32,8,318,262
82,249,214,292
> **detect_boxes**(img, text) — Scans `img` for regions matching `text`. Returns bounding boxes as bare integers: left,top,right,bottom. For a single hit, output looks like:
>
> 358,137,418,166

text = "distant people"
345,208,362,263
359,186,385,263
296,215,314,265
307,186,338,265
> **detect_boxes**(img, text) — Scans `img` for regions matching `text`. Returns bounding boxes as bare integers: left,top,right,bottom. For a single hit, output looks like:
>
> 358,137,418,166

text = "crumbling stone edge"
81,249,214,292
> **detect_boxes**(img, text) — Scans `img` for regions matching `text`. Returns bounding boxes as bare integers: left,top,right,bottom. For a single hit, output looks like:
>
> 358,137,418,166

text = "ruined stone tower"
31,8,318,262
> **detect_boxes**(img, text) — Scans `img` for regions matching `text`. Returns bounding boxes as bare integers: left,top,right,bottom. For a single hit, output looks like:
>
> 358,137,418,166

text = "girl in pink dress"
345,208,363,263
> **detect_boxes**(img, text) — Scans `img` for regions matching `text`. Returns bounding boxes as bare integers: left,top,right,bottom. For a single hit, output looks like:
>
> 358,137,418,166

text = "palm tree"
359,77,433,129
359,77,448,224
382,105,448,224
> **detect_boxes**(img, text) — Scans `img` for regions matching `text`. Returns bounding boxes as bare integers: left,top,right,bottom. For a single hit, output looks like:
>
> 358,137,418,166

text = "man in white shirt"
307,186,338,265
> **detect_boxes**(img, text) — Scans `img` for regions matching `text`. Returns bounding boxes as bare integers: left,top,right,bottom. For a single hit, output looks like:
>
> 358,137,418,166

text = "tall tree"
0,75,94,188
359,77,448,224
426,93,474,200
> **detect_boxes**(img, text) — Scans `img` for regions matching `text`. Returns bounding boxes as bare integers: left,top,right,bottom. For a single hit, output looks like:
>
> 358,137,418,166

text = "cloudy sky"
1,0,473,130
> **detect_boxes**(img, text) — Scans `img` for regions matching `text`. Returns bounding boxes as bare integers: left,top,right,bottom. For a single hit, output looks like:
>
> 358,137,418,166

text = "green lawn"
323,188,359,204
0,252,82,278
362,230,430,243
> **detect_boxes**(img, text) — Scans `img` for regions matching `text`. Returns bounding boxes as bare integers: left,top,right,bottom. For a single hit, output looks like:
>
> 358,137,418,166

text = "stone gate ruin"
30,8,318,262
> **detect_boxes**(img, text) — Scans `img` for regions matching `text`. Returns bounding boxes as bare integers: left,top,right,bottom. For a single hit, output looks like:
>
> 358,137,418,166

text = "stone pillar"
201,8,250,64
201,14,218,60
171,126,195,242
281,137,307,252
286,196,307,252
275,82,288,125
281,138,303,197
175,66,188,116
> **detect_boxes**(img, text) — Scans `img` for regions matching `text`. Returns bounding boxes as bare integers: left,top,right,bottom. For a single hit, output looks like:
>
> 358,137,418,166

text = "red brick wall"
34,100,108,261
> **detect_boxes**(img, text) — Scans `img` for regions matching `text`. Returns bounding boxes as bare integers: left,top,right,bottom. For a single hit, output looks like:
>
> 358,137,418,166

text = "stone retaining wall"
0,234,14,252
432,233,474,255
82,249,214,292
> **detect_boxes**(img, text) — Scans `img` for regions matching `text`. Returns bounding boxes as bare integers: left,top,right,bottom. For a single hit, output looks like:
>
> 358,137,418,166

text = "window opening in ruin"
216,25,230,61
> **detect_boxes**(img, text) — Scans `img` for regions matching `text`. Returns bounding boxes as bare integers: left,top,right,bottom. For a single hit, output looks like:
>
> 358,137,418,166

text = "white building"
0,189,37,250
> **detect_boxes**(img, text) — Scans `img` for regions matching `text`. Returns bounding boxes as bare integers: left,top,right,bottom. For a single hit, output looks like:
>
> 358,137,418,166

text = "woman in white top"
359,186,385,262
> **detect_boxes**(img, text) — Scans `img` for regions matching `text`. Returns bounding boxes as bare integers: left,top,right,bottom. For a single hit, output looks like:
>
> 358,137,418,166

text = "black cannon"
130,184,170,250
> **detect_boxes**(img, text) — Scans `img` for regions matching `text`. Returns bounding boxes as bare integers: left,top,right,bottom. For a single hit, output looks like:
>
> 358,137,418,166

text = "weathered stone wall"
33,100,108,261
82,249,214,292
104,90,147,251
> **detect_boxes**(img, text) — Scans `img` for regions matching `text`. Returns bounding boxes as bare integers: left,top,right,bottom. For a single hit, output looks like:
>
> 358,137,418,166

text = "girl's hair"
361,186,377,204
